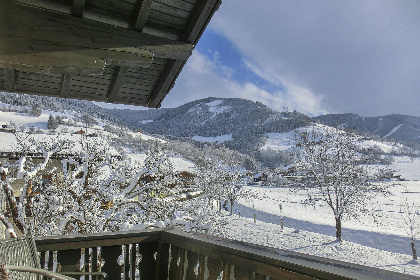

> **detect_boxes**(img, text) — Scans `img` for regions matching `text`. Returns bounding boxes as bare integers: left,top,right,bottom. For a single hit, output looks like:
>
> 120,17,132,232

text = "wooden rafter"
185,0,222,44
132,0,153,31
60,73,72,98
71,0,86,18
148,59,184,108
147,0,222,108
4,68,15,92
107,66,129,103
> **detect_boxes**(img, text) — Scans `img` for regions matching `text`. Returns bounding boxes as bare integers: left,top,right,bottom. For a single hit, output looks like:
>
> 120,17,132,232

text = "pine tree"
31,105,42,117
47,115,58,130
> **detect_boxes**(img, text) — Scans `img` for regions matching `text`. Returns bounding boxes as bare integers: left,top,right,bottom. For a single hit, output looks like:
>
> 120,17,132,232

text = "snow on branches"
292,125,394,241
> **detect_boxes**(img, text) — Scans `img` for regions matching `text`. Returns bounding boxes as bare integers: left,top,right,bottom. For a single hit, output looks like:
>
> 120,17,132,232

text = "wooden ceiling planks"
0,0,221,108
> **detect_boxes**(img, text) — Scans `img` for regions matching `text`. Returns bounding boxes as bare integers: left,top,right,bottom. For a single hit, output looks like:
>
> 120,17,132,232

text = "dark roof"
0,0,221,108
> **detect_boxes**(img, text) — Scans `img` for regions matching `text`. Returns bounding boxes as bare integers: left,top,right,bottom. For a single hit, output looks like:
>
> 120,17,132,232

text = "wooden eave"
0,0,221,108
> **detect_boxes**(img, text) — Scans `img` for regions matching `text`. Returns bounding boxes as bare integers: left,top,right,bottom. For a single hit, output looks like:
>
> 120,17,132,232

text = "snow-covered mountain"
2,91,420,151
315,113,420,146
108,97,311,152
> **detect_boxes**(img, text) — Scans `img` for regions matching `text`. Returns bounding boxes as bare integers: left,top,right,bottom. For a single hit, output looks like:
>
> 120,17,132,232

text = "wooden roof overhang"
0,0,221,108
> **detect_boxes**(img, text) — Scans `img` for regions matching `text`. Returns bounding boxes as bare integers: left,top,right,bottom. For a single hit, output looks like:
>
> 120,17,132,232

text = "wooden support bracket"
107,66,129,102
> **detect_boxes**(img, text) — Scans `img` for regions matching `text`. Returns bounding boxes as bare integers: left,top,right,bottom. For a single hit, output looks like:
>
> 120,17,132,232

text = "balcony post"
138,242,158,280
101,245,122,279
155,242,170,280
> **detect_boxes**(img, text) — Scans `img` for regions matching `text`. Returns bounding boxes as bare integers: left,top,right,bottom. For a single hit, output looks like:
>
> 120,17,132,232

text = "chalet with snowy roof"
253,172,268,182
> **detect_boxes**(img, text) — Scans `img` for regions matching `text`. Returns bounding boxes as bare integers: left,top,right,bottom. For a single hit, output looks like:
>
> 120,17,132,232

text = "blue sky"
195,30,285,95
161,0,420,117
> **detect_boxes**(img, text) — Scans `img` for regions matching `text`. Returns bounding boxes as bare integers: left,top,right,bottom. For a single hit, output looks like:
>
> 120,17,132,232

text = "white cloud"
209,0,420,117
162,50,326,116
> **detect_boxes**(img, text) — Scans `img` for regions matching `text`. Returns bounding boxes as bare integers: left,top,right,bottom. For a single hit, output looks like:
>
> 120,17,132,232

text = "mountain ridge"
1,92,420,149
315,113,420,146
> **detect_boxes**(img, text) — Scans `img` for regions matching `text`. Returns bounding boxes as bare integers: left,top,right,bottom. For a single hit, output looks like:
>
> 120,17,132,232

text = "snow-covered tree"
401,193,418,261
31,140,146,235
195,156,226,212
0,131,70,237
81,114,98,127
47,114,58,130
30,106,42,117
220,164,248,215
292,126,393,241
124,142,182,222
0,132,148,237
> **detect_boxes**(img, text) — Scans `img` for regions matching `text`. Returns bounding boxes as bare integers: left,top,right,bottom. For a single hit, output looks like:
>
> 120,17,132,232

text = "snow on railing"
34,228,419,280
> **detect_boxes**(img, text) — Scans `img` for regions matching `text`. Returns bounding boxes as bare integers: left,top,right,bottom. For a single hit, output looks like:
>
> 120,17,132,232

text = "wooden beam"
4,68,15,91
107,66,129,103
132,0,153,31
60,73,72,98
0,1,193,72
71,0,86,18
0,51,106,75
185,0,222,44
147,59,184,108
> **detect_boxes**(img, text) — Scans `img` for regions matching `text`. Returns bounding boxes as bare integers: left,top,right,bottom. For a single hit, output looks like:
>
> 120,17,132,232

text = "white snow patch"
187,105,202,115
392,156,420,181
131,132,165,143
206,100,223,107
192,134,233,143
261,132,294,151
126,153,195,172
359,139,396,153
385,124,403,137
205,100,231,118
208,105,231,118
169,157,195,172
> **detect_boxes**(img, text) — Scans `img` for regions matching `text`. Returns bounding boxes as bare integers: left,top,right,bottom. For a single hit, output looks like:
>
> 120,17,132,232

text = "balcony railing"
34,228,419,280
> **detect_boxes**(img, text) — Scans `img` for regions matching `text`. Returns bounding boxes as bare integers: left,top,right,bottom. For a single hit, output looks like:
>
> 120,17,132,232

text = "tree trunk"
335,217,342,241
412,240,417,260
230,200,233,215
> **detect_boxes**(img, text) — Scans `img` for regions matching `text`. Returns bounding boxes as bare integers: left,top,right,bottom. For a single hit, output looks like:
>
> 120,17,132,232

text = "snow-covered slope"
108,97,311,153
0,109,195,173
316,113,420,145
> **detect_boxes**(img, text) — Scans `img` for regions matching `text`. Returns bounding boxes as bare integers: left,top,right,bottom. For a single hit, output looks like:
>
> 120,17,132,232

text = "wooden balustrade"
34,228,420,280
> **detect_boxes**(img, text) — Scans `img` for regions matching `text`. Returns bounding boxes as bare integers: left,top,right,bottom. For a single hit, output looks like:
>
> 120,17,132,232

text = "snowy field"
228,181,420,277
223,215,419,276
237,125,420,276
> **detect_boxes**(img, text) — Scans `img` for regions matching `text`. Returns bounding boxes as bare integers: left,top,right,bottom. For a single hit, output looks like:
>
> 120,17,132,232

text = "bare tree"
292,125,392,241
401,193,418,261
